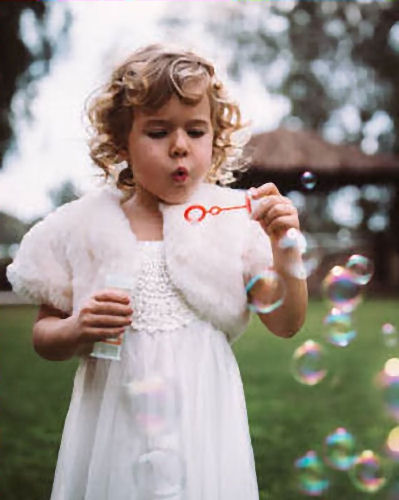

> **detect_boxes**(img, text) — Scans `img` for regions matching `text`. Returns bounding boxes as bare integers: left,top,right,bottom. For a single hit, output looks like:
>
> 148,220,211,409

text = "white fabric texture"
50,241,259,500
6,182,274,499
6,182,273,343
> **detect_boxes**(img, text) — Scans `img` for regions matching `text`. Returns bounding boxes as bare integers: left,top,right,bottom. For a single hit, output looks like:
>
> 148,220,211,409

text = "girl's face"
125,90,214,205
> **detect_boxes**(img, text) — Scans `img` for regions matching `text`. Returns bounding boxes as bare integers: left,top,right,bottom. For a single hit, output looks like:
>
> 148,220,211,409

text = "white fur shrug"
6,182,273,343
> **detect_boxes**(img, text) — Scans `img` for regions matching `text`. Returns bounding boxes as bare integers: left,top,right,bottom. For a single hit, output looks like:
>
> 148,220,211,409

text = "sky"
0,1,289,224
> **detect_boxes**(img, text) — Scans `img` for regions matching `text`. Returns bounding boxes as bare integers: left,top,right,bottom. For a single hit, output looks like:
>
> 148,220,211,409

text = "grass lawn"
1,299,398,499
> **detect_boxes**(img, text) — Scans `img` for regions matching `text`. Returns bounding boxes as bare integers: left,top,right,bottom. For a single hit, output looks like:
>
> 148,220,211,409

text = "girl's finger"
250,195,281,219
84,328,126,341
261,203,298,224
252,200,296,222
84,314,132,328
92,302,133,316
250,183,281,199
93,290,131,304
267,216,300,235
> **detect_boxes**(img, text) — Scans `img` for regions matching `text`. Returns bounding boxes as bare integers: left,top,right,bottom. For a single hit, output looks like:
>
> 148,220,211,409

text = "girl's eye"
188,130,205,138
147,131,167,139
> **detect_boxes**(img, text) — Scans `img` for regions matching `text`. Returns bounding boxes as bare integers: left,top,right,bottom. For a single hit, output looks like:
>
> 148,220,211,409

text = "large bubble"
385,426,399,461
345,254,374,285
246,268,286,314
133,448,186,497
323,308,356,347
278,228,321,279
349,450,388,493
301,171,317,190
294,450,329,496
122,374,181,437
323,265,362,312
292,340,328,386
323,427,357,470
377,358,399,421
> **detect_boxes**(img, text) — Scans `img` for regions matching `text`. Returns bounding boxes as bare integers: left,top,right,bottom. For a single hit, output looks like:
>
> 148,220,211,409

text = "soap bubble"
377,358,399,421
324,308,356,347
292,340,328,386
278,229,322,279
123,374,181,437
301,171,317,190
323,427,356,470
294,450,329,496
323,265,362,313
345,254,374,285
133,448,186,497
349,450,388,493
246,268,286,314
382,323,398,348
385,426,399,461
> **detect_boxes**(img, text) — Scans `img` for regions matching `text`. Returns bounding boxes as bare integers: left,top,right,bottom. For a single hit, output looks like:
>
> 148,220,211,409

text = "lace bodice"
130,241,198,333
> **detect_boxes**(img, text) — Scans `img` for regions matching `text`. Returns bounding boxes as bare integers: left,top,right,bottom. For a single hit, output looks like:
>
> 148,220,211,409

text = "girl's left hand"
249,183,299,241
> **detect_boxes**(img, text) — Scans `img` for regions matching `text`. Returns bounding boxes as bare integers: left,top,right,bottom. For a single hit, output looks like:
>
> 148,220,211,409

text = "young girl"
7,43,307,499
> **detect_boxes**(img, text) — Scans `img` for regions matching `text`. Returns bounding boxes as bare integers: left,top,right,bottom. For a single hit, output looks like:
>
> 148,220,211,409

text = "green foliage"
204,1,399,153
0,1,72,166
0,300,398,498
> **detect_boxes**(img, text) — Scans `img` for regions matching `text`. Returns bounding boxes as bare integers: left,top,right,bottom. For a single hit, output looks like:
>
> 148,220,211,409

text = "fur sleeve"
6,206,73,313
242,219,274,280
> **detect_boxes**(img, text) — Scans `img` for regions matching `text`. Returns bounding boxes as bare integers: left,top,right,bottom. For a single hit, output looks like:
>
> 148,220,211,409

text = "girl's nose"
169,130,188,158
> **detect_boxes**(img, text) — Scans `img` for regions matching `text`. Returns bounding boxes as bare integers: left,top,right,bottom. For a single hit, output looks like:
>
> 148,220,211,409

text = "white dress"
50,241,259,500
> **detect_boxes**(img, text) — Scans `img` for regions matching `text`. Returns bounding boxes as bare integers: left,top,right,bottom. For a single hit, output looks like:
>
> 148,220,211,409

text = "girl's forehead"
136,94,211,123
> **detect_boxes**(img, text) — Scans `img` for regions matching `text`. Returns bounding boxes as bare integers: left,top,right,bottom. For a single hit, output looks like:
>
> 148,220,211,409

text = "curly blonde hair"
85,43,249,196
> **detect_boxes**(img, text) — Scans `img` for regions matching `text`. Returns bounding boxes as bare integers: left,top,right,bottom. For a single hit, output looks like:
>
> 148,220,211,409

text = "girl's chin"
157,194,190,206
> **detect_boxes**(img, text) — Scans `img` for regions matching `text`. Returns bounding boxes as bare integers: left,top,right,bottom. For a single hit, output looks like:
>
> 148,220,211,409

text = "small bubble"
345,254,374,285
385,426,399,461
349,450,388,493
291,340,328,386
122,374,181,437
377,358,399,421
382,323,397,347
294,450,329,496
278,229,321,279
323,265,362,313
301,171,317,190
246,269,286,314
323,427,356,470
324,308,356,347
133,448,186,497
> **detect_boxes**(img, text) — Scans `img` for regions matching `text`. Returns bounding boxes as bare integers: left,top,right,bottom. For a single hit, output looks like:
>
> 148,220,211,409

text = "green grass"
0,300,398,499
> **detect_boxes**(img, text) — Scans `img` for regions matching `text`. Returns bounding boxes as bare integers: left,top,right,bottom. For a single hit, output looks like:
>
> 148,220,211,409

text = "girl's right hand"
71,289,133,348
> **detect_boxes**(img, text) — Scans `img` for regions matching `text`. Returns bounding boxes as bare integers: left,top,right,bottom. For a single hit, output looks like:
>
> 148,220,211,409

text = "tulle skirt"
50,319,259,500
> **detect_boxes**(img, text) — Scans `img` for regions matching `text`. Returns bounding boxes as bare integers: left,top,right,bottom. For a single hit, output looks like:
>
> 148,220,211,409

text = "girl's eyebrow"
143,118,210,128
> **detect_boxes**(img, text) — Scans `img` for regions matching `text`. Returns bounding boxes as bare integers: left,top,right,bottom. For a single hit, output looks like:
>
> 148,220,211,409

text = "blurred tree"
161,1,399,290
48,179,79,210
0,212,29,245
200,0,399,153
0,1,72,168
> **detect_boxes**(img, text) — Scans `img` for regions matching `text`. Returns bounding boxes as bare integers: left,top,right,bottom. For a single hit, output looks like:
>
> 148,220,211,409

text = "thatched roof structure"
236,128,399,192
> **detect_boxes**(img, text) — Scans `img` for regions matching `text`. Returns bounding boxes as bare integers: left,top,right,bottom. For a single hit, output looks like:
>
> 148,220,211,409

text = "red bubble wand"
184,191,260,223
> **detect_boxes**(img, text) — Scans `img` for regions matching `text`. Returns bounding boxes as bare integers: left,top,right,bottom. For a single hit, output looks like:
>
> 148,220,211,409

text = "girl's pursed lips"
171,166,189,182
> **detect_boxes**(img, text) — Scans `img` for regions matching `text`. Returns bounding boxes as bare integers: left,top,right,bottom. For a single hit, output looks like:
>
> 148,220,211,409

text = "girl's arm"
33,291,133,361
248,183,308,338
